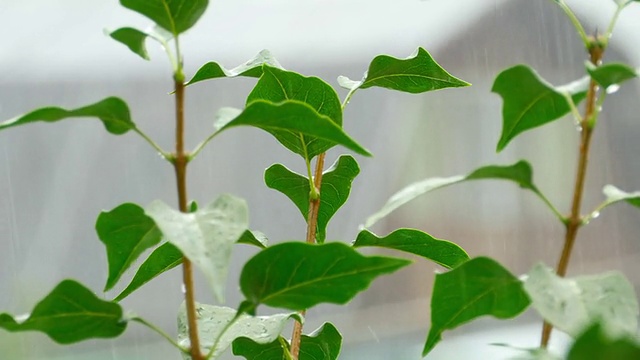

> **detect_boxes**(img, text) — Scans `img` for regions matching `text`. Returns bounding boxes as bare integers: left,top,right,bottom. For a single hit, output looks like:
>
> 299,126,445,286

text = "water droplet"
606,84,620,94
592,211,600,219
597,106,603,112
158,152,166,160
576,124,583,133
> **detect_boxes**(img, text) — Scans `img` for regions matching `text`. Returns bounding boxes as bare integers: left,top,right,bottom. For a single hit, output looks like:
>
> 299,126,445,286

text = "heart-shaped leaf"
264,155,360,243
216,100,370,157
424,257,530,356
177,303,300,359
186,50,283,86
0,97,135,135
240,242,410,311
232,322,342,360
492,65,587,151
353,229,469,269
145,194,248,303
119,0,208,35
246,66,343,160
568,323,640,360
365,160,558,227
338,47,469,94
524,264,639,339
113,242,183,302
106,25,173,60
586,62,637,90
96,203,163,292
0,280,126,343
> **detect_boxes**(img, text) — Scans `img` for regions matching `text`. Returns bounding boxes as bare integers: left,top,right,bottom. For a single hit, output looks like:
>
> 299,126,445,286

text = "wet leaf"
338,47,469,94
568,323,640,360
113,242,182,302
177,303,300,359
492,65,587,151
145,194,248,302
353,229,469,269
0,280,126,343
96,203,163,292
186,50,283,86
119,0,208,35
240,242,410,311
424,257,530,356
586,62,637,90
237,230,268,249
0,97,135,135
523,264,639,339
106,25,173,60
365,161,554,227
602,185,640,209
216,100,370,157
246,66,343,159
264,155,360,243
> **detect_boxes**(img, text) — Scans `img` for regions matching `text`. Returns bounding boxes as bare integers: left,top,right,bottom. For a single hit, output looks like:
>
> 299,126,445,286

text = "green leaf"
338,47,470,94
113,242,183,302
246,66,343,159
567,323,640,360
177,303,300,359
119,0,208,35
186,50,284,86
523,264,639,339
96,203,163,292
586,62,637,90
492,65,587,151
424,257,530,356
145,194,248,303
353,229,469,269
0,280,126,343
0,97,135,135
106,25,173,60
216,100,371,157
233,322,342,360
240,242,410,311
603,184,640,208
237,230,268,249
365,160,556,228
264,155,360,243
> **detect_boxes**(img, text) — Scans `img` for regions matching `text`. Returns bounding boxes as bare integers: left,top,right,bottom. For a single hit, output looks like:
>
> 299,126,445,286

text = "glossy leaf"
237,230,268,249
145,194,248,302
119,0,208,35
492,65,587,151
216,100,370,157
246,66,343,159
96,203,163,292
233,322,342,360
523,264,638,338
240,242,410,311
264,155,360,243
113,242,182,302
107,25,173,60
365,160,555,228
0,97,135,135
424,257,530,356
338,47,469,94
567,323,640,360
186,50,283,86
353,229,469,269
586,62,637,90
177,303,300,359
0,280,126,343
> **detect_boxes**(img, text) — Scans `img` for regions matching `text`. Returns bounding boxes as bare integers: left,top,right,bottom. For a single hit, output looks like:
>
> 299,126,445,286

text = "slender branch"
189,131,218,161
290,152,326,359
131,317,189,354
281,337,295,360
540,38,604,348
132,127,172,160
534,190,567,224
553,0,590,47
604,4,625,44
173,72,204,360
205,313,242,359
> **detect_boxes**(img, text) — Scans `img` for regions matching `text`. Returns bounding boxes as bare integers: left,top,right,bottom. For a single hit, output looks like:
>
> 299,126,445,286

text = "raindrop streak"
606,84,620,94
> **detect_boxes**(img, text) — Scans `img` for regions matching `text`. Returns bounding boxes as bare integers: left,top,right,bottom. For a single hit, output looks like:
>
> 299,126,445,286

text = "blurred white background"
0,0,639,359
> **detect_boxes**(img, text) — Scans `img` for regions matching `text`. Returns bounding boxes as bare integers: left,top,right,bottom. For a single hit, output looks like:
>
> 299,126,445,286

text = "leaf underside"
119,0,208,35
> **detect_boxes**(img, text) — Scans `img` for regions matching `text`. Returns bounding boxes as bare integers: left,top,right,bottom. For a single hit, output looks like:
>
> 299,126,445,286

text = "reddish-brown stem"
540,40,604,348
290,152,326,359
173,78,204,360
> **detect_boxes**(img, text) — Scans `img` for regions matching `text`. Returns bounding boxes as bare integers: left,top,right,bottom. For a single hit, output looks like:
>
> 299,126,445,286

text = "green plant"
0,1,472,359
364,0,640,358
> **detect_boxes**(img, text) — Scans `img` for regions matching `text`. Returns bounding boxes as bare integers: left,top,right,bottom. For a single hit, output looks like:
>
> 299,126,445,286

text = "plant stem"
173,76,204,360
539,39,604,349
131,317,189,354
290,152,327,359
